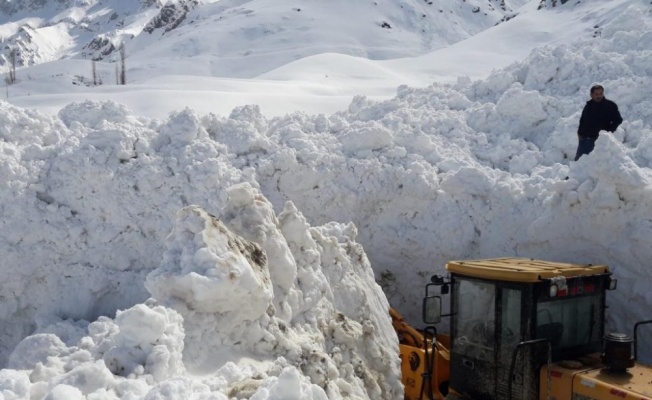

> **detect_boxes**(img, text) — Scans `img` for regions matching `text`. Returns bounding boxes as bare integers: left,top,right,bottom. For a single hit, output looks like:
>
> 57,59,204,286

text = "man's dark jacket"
577,98,623,138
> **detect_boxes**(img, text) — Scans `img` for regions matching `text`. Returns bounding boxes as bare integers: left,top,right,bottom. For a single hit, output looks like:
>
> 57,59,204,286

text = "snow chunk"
44,384,85,400
49,360,115,395
0,369,30,400
495,84,547,135
222,183,298,306
341,122,394,155
250,367,328,400
146,205,273,320
115,305,168,348
58,100,137,129
156,108,208,146
7,334,67,370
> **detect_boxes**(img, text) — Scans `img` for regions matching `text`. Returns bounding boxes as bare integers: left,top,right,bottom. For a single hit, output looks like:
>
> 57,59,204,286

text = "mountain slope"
1,0,526,78
6,0,646,120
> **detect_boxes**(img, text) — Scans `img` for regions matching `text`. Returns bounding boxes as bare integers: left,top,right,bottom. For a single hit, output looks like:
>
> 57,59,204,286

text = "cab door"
450,277,498,399
495,286,538,400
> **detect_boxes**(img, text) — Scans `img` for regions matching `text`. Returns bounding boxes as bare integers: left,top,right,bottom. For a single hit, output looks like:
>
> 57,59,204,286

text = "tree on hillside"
119,43,126,85
92,60,97,86
7,47,17,85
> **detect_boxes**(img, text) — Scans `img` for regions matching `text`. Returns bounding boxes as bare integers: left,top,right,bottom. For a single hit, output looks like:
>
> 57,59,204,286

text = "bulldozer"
391,257,652,400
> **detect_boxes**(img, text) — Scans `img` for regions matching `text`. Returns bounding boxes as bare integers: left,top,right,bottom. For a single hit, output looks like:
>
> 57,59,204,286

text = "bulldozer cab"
442,258,613,400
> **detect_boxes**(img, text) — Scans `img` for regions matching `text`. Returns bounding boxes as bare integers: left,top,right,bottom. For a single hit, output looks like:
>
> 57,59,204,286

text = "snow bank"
3,185,401,399
247,5,652,359
0,101,248,366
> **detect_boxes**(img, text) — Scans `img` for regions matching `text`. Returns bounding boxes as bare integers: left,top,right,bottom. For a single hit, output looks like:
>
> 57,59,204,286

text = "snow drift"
3,184,402,399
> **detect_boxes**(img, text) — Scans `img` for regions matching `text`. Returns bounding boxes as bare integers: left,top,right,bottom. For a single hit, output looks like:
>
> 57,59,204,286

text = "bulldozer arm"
391,308,451,400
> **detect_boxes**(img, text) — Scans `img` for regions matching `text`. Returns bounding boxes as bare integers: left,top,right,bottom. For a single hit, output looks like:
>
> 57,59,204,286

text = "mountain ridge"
1,0,529,76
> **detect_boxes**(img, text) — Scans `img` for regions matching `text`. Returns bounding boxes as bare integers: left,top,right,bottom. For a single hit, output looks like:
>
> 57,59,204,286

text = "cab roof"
446,257,609,283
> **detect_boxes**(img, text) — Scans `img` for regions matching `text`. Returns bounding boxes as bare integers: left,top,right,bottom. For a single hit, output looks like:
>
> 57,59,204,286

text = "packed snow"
0,0,651,399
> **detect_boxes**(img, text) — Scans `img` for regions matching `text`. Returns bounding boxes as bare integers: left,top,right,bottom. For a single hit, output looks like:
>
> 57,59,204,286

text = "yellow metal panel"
573,362,652,399
539,356,652,400
539,363,581,399
446,257,609,283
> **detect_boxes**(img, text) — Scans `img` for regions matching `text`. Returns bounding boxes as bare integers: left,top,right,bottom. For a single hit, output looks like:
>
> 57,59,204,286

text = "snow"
0,0,651,399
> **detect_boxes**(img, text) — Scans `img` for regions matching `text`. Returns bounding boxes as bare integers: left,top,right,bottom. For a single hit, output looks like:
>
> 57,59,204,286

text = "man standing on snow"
574,84,623,161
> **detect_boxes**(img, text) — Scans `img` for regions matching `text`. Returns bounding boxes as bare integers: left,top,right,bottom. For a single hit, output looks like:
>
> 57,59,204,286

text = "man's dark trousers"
575,137,597,161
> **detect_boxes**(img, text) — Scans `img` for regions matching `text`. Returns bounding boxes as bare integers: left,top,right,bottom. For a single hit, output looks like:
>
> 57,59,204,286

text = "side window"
536,295,601,349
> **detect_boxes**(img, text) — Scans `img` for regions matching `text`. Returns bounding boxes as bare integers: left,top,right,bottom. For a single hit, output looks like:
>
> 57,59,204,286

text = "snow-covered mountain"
1,0,638,118
1,0,526,77
0,0,158,68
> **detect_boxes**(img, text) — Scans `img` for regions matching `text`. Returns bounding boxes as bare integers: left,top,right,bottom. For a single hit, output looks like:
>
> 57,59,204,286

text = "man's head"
590,85,605,102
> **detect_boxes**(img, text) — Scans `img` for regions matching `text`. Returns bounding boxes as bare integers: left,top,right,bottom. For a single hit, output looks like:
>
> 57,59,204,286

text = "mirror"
423,296,442,324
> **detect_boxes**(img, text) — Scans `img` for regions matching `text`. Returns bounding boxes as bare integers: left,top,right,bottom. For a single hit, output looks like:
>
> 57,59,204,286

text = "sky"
0,0,651,399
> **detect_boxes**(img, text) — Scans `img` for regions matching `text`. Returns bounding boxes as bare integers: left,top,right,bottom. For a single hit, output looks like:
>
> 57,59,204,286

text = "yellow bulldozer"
391,257,652,400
